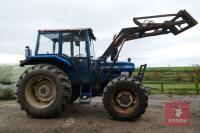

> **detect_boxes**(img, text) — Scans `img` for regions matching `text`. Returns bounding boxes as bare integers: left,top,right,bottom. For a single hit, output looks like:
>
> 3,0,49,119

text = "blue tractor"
17,10,197,121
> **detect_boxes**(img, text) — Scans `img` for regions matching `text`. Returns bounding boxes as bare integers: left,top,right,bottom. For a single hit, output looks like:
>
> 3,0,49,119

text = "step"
81,93,91,96
79,96,91,104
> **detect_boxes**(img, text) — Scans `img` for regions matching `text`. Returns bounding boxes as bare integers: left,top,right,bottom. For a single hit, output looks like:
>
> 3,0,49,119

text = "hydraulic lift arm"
99,10,198,60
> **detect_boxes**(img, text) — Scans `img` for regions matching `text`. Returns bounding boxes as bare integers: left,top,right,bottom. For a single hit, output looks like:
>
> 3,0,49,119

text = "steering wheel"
62,54,70,58
74,54,85,57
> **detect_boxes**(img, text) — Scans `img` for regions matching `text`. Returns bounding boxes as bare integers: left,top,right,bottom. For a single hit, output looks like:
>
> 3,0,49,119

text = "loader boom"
100,10,198,60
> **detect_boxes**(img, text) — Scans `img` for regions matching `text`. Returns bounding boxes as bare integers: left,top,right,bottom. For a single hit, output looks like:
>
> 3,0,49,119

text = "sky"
0,0,199,67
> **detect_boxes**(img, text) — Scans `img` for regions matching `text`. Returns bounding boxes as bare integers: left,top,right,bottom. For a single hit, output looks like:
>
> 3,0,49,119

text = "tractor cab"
31,28,96,57
23,28,96,90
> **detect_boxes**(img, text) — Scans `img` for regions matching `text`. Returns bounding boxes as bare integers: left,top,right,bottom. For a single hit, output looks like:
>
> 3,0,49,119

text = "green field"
132,66,200,94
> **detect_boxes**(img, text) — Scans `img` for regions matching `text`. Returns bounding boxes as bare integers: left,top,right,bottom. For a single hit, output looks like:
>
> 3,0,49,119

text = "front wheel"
103,77,148,121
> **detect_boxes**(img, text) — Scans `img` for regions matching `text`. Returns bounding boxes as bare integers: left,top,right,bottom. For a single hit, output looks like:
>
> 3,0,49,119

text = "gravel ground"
0,94,200,133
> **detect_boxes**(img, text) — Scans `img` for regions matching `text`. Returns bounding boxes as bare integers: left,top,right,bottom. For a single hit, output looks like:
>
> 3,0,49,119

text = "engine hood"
99,61,135,73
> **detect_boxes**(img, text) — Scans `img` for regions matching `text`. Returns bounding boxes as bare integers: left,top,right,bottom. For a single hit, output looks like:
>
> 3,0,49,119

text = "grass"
144,83,199,95
149,89,197,96
144,83,197,89
140,66,199,72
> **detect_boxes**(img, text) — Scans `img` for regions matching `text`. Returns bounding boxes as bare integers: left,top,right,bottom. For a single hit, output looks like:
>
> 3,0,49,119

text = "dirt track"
0,94,200,133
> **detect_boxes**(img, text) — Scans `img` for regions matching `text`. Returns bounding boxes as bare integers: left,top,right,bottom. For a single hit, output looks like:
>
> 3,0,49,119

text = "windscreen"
38,33,59,54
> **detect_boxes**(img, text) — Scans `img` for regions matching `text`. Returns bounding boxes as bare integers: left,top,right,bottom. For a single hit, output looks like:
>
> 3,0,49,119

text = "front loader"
17,10,197,121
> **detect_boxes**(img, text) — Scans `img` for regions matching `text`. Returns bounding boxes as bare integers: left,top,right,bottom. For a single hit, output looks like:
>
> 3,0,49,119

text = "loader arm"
100,10,198,60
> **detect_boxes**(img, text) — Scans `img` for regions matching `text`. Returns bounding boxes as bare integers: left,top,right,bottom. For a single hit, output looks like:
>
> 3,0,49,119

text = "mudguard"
20,55,71,67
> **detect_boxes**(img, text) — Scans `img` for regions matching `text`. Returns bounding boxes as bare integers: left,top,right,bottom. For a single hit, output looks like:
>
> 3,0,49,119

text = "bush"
0,65,14,84
0,88,16,100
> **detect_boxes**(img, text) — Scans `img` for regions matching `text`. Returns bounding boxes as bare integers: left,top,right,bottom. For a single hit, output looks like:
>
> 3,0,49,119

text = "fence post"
195,83,199,94
161,82,164,92
160,72,164,92
194,70,199,94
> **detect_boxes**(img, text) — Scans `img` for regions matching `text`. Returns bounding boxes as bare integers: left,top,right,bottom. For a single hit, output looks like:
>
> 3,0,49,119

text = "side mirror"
74,36,80,46
111,47,118,61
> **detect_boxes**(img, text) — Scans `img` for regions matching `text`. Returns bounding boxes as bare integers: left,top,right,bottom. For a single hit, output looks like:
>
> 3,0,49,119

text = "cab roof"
38,28,96,40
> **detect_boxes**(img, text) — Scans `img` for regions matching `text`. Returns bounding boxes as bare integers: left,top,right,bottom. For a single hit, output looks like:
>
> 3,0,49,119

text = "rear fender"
20,55,71,73
20,55,82,85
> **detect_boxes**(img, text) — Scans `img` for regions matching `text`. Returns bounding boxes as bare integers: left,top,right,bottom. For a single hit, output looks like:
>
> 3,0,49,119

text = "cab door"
72,40,91,85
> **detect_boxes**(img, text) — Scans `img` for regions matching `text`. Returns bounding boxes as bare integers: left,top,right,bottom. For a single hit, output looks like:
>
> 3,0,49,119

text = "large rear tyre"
69,95,79,104
16,64,72,118
103,77,148,121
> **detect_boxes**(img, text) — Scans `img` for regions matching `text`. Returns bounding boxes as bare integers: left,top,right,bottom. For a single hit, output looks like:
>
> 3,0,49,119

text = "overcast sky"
0,0,199,66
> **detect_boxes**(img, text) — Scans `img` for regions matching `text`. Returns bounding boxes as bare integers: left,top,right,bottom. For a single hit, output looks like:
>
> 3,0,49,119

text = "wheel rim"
111,89,139,115
25,75,56,109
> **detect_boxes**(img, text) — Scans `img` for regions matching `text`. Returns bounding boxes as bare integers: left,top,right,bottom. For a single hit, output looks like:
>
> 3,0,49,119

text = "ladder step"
79,99,91,104
81,93,91,96
79,85,92,104
79,96,92,104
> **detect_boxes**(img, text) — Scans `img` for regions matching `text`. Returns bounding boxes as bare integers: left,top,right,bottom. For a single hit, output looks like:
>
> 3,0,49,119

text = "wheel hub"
38,85,50,98
25,76,56,108
116,91,134,108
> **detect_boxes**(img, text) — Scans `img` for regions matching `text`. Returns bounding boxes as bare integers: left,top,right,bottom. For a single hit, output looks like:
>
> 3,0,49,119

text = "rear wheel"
103,77,148,121
69,86,79,104
25,75,57,109
69,95,79,104
16,64,72,118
